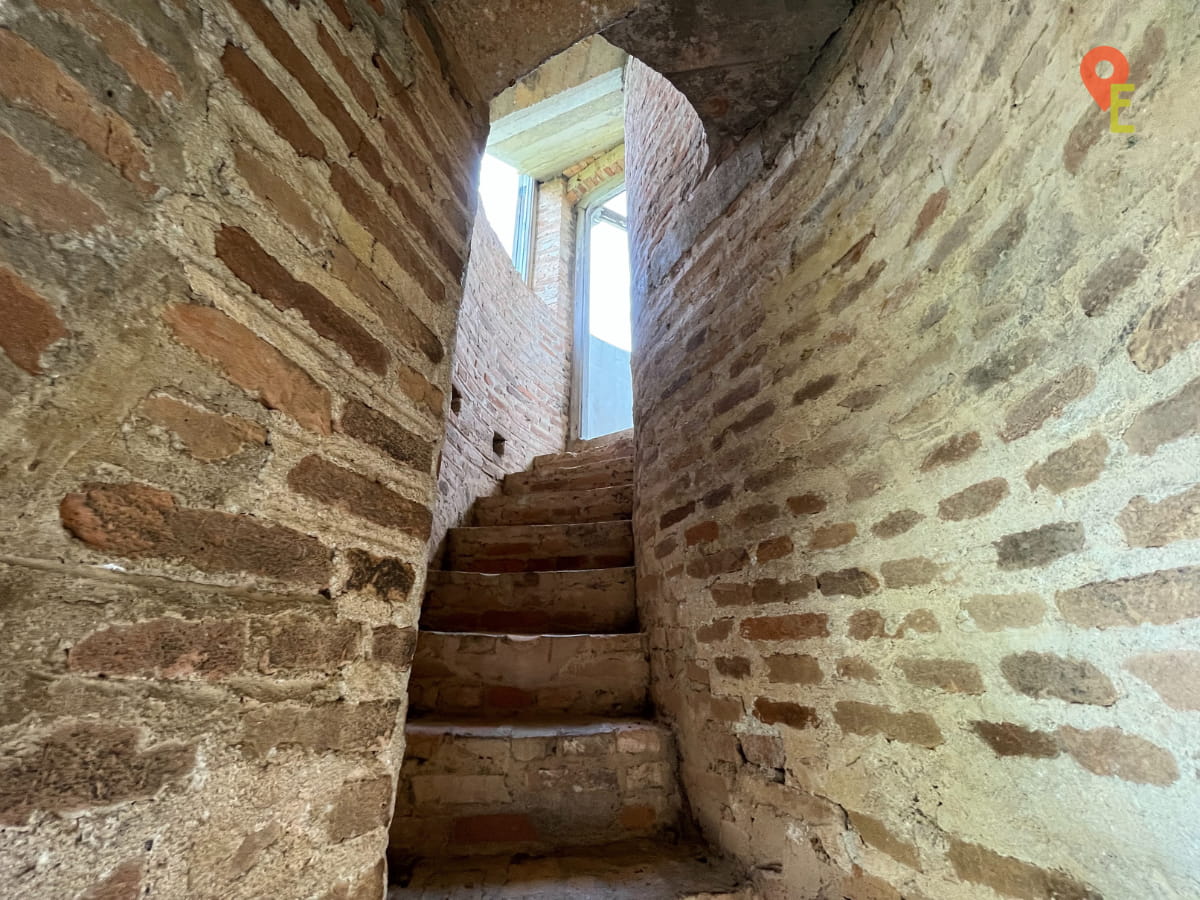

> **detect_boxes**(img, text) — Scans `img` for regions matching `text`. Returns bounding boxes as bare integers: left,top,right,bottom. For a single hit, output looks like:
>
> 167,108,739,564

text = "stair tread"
405,717,667,739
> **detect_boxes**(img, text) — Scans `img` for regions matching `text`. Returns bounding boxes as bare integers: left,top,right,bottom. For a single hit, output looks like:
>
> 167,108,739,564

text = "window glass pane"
478,153,519,256
588,218,631,351
602,191,627,217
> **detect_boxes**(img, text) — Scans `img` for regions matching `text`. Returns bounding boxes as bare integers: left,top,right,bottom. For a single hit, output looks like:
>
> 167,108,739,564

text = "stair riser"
410,632,649,719
505,457,634,494
391,722,679,858
446,521,633,573
532,435,634,471
473,485,633,526
423,569,637,635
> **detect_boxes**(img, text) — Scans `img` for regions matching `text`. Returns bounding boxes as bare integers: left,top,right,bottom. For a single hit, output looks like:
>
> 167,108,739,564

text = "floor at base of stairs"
387,839,753,899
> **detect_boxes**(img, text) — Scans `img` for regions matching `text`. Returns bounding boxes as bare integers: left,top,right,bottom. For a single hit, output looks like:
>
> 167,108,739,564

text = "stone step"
444,521,634,573
472,483,633,526
389,719,681,861
408,632,649,719
532,431,634,471
511,454,634,493
422,568,637,635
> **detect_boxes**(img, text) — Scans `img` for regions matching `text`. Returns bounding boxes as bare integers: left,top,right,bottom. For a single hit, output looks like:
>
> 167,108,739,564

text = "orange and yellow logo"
1081,46,1135,133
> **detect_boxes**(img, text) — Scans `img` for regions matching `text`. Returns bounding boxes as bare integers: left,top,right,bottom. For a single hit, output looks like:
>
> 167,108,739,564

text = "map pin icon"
1080,46,1130,111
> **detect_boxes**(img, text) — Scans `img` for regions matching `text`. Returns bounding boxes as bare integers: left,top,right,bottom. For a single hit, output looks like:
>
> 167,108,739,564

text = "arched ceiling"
426,0,855,149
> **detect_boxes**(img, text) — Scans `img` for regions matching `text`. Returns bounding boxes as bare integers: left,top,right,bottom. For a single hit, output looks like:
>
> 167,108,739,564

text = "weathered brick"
871,509,924,539
766,653,822,684
897,657,984,694
451,812,539,843
836,656,880,682
787,492,827,515
733,502,779,529
1125,651,1200,711
920,431,981,471
966,337,1045,394
833,701,943,748
751,577,816,605
685,520,719,545
880,557,941,589
233,144,323,243
961,593,1046,631
756,535,793,562
0,28,153,190
338,399,433,471
141,394,266,461
1025,434,1108,495
846,470,884,503
1080,247,1147,317
660,501,695,529
739,733,785,770
999,366,1096,443
995,522,1085,570
1000,652,1116,706
69,618,245,679
222,44,326,159
0,722,194,826
714,656,752,678
971,721,1061,759
685,548,748,578
241,700,399,756
1116,484,1200,548
1056,566,1200,628
1124,376,1200,456
618,805,658,830
287,455,432,538
948,837,1102,899
253,616,360,671
753,697,820,730
809,522,856,550
909,187,949,245
740,613,829,641
711,583,752,607
317,23,377,116
849,810,922,871
344,548,415,602
938,478,1009,521
1057,726,1178,786
327,775,392,841
371,625,417,668
847,609,888,640
714,377,759,415
793,373,838,404
215,225,389,375
696,618,734,643
817,568,880,597
0,265,67,375
1128,274,1200,373
78,860,143,900
61,482,331,586
0,130,107,232
164,304,332,434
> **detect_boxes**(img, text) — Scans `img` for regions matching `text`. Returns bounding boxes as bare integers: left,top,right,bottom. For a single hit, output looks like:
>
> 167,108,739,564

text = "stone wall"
626,3,1200,899
429,212,569,558
0,0,485,896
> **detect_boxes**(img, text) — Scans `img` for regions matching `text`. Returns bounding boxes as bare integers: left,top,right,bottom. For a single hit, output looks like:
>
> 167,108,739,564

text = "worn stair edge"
473,483,634,526
422,567,637,635
445,520,634,573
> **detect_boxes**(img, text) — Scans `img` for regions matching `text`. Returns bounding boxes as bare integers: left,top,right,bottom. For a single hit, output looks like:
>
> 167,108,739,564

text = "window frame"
511,173,537,281
570,176,629,441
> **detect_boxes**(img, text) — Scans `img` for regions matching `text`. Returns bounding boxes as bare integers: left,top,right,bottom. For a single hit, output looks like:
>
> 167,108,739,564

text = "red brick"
222,44,326,159
327,776,393,841
1001,652,1116,706
0,29,153,191
69,618,245,679
714,656,752,678
1057,726,1178,786
897,658,984,694
753,697,820,730
1026,434,1108,495
788,493,827,515
660,501,695,529
216,224,389,375
344,548,415,602
78,860,143,900
1080,247,1147,317
61,482,331,587
164,303,332,434
140,394,266,461
370,625,417,668
880,557,941,588
938,478,1009,521
808,522,856,550
0,265,66,374
233,144,324,244
833,701,943,748
740,613,829,641
253,616,360,671
871,509,924,539
40,0,183,102
696,618,734,643
995,522,1085,569
317,23,377,116
909,187,949,245
836,656,880,683
288,455,432,538
971,721,1061,759
684,519,719,545
1124,376,1200,456
948,837,1101,899
848,810,922,871
793,373,838,404
1128,274,1200,373
999,366,1096,443
338,399,434,471
756,535,793,562
241,700,399,756
766,653,822,684
817,568,880,597
0,130,107,233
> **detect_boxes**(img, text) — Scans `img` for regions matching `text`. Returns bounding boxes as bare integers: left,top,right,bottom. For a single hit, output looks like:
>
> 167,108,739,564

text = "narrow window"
478,153,536,279
450,385,463,414
492,432,507,456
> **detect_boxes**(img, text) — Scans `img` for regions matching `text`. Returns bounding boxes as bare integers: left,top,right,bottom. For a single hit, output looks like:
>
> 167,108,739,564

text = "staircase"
388,431,750,897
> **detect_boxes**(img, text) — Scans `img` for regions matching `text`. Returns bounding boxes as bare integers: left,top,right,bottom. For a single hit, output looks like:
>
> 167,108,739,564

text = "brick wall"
626,4,1200,899
430,211,569,557
0,0,485,896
